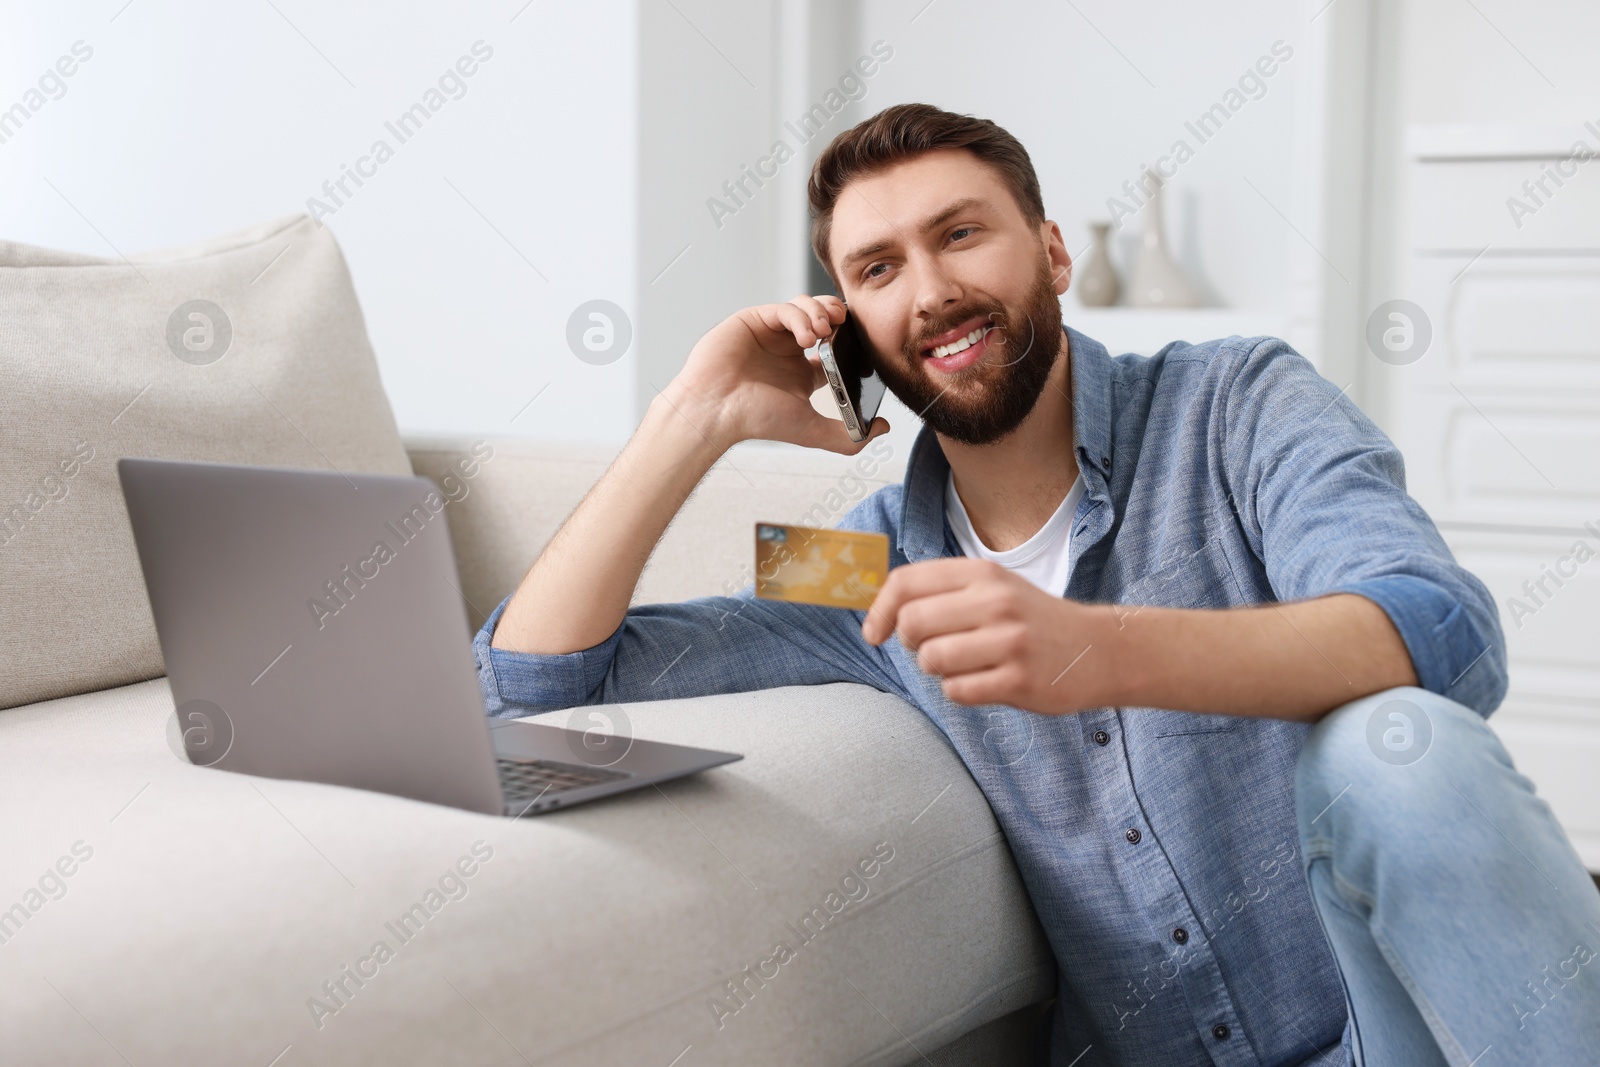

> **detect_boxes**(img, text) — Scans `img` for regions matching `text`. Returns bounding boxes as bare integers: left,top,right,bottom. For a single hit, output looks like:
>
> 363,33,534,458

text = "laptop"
117,457,741,817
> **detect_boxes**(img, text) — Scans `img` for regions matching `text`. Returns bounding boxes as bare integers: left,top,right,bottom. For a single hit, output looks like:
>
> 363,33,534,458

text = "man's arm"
489,385,727,655
1095,592,1417,723
478,577,908,718
492,295,886,657
860,561,1412,724
862,337,1505,724
481,295,904,718
1218,337,1506,716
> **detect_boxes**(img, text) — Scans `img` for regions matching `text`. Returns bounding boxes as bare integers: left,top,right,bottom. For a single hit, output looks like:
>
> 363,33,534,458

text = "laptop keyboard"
496,757,631,804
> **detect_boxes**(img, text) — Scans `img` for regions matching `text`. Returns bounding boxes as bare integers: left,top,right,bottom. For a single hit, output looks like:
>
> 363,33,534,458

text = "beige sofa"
0,215,1056,1064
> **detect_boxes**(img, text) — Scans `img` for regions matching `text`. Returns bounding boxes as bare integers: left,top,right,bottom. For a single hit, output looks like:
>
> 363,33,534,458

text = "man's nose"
910,254,963,319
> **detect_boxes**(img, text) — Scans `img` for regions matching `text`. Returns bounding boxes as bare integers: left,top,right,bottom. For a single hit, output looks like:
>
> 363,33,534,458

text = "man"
481,104,1600,1065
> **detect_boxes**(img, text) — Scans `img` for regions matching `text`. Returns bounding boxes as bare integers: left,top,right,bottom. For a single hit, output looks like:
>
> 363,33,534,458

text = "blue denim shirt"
475,327,1507,1067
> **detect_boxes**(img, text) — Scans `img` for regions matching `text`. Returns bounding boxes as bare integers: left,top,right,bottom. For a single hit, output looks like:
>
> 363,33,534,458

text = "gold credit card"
754,523,889,610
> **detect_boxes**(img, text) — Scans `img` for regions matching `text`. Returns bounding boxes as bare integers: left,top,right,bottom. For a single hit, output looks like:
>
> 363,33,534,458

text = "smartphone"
817,308,886,443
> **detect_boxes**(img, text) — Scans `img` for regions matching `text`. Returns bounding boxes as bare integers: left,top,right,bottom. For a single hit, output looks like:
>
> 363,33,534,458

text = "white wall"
631,0,1338,467
0,0,1351,456
0,0,638,444
848,0,1307,317
11,1,1592,451
811,0,1329,463
636,0,787,422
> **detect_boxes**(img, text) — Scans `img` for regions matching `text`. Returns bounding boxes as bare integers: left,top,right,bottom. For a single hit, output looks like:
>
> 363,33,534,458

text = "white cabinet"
1389,126,1600,867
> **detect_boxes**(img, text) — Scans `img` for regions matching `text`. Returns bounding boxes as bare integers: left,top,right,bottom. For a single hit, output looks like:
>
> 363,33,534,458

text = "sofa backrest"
406,436,909,634
0,214,412,710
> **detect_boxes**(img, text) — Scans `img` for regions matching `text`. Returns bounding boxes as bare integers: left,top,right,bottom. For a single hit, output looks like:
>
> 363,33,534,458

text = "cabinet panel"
1391,392,1600,527
1411,159,1600,251
1389,256,1600,391
1442,530,1600,705
1442,405,1600,514
1444,264,1600,388
1396,134,1600,869
1442,529,1600,870
1490,699,1600,870
1384,256,1600,527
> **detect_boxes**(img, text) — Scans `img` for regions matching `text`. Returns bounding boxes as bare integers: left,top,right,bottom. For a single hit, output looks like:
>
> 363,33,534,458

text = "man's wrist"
1079,600,1137,712
1037,598,1132,715
647,379,738,459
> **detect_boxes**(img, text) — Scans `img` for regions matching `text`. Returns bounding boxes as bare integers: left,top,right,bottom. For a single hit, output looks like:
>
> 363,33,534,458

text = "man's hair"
808,103,1047,285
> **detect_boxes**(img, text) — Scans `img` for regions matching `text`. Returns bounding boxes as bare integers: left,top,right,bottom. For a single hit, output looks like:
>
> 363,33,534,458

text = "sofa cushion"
0,214,413,710
0,677,1054,1065
407,436,907,633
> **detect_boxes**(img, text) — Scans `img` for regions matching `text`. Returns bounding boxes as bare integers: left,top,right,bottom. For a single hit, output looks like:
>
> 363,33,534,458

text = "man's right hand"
494,295,891,656
662,295,891,455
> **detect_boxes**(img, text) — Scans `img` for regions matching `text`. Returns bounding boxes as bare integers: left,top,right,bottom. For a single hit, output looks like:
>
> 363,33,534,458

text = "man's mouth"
919,316,997,374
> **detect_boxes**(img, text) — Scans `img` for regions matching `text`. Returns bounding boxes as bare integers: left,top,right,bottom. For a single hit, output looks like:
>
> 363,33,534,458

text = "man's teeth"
929,324,989,359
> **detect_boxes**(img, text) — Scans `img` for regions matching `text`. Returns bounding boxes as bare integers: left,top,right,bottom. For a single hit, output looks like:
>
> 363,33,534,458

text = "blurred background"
4,0,1598,865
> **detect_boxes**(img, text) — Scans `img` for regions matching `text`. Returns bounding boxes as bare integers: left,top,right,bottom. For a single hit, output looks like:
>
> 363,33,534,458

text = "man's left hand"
861,558,1106,715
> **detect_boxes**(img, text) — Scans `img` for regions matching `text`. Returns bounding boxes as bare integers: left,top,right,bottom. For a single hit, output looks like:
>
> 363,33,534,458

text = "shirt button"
1212,1024,1230,1041
1172,927,1188,944
1100,454,1112,472
1093,729,1110,746
1124,828,1141,844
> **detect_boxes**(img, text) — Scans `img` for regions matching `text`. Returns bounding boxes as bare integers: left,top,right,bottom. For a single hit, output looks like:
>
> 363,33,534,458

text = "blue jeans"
1296,686,1600,1066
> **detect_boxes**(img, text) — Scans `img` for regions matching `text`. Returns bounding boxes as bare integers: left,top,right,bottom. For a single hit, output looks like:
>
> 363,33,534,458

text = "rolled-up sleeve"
1220,338,1508,716
473,568,905,719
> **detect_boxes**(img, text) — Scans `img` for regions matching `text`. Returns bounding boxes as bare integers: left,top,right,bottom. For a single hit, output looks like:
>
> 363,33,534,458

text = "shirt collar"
897,324,1115,564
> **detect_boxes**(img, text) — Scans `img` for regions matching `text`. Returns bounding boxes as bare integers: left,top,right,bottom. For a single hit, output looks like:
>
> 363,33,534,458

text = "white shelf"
1065,307,1289,357
1407,122,1599,161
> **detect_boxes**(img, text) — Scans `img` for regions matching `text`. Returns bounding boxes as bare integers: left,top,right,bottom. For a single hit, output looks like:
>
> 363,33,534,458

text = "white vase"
1127,167,1201,308
1076,221,1119,307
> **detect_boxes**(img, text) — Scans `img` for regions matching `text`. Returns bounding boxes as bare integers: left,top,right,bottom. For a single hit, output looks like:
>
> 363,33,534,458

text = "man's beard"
871,263,1064,447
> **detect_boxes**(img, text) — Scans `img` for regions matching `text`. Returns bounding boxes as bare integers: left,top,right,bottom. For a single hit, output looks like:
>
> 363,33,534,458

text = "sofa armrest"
406,435,905,633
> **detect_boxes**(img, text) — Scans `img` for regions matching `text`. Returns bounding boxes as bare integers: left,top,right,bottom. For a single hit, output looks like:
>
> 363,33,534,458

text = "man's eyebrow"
838,196,991,272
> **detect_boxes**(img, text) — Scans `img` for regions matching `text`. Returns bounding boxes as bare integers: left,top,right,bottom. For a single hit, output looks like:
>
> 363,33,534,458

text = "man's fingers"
780,302,825,349
756,302,823,349
798,293,846,319
862,558,999,645
939,664,1022,708
818,295,848,325
797,410,872,455
914,625,1018,680
788,295,839,344
893,585,1004,652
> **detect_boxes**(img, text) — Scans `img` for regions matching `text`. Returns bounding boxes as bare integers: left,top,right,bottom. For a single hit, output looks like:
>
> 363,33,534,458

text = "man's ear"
1043,220,1072,295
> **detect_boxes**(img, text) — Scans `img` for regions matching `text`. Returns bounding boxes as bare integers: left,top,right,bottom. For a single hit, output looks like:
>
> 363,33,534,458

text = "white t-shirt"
945,468,1085,596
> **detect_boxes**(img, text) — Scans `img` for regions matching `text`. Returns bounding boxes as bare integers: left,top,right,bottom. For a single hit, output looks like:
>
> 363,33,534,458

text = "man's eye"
949,227,975,242
864,263,889,279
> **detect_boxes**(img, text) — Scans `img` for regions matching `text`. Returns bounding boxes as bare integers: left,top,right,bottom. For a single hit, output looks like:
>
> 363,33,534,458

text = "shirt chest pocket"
1119,534,1241,611
1114,535,1247,736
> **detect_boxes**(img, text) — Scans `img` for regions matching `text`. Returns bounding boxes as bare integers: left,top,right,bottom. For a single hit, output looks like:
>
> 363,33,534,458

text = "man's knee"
1294,685,1498,836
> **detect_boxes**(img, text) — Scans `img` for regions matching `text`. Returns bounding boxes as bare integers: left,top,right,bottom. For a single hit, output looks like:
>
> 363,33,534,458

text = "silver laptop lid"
119,457,505,815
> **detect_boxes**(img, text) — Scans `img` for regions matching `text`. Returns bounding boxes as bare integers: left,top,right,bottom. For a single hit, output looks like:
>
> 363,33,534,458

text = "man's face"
830,148,1071,446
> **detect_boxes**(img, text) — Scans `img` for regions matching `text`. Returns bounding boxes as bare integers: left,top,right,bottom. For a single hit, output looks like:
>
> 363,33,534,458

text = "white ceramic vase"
1076,221,1120,307
1127,167,1201,308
